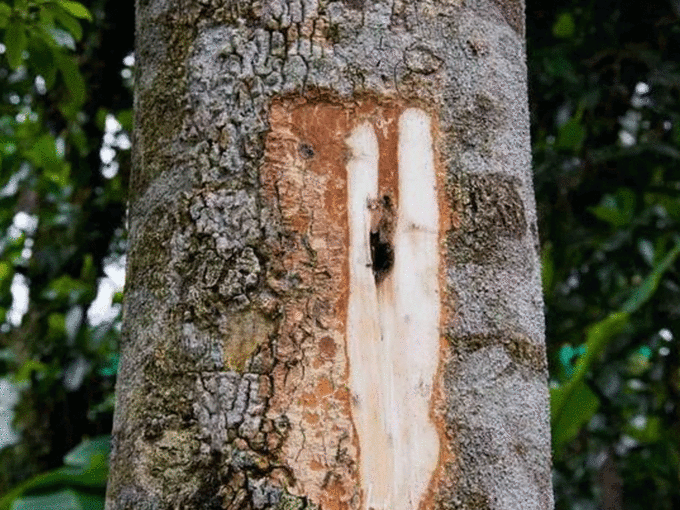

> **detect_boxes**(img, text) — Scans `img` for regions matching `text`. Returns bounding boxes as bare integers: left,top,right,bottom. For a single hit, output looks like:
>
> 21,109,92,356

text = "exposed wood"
347,109,440,510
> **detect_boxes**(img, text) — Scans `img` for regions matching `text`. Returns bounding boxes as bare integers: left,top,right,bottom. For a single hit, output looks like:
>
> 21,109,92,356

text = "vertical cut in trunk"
256,98,449,509
347,109,440,510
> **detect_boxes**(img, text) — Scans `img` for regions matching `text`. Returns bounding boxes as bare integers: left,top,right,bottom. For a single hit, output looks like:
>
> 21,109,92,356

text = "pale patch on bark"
258,98,447,510
347,109,440,510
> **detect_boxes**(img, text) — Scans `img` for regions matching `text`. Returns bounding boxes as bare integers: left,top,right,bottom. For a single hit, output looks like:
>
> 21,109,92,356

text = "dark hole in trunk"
370,231,393,283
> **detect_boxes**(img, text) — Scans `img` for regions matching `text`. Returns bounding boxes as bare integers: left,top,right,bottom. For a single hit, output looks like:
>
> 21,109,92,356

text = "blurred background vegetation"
0,0,677,509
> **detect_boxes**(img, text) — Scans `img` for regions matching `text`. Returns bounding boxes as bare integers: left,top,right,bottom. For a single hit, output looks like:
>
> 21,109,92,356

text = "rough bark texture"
107,1,553,509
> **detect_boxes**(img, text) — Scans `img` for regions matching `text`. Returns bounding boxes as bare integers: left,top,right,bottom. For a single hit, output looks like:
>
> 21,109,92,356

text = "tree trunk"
106,1,553,509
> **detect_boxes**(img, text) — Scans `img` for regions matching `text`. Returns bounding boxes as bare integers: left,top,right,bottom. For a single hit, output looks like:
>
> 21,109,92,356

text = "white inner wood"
347,109,440,510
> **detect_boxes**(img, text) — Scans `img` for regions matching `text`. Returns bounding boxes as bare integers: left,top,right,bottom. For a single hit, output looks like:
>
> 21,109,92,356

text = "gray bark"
106,1,553,509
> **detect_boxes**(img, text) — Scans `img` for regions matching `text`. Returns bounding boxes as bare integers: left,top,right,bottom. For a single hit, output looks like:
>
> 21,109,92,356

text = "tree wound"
369,196,395,283
347,108,441,510
259,100,445,510
370,230,393,282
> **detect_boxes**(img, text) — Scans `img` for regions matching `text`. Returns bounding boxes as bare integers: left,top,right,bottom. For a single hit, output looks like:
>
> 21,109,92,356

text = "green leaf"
14,359,49,382
543,54,577,81
11,489,104,510
622,239,680,313
68,122,88,153
0,3,11,28
5,20,27,69
46,4,83,40
80,253,95,281
28,133,58,164
541,242,554,293
95,108,108,130
625,416,661,444
0,261,12,282
0,437,110,510
47,26,76,50
42,275,91,304
13,0,27,14
63,436,111,469
97,353,118,377
551,381,599,449
551,311,629,429
557,343,586,379
627,348,652,376
116,109,133,132
47,312,66,336
590,188,636,228
555,115,586,152
553,12,576,39
55,52,86,111
57,0,92,21
25,32,58,87
26,134,71,187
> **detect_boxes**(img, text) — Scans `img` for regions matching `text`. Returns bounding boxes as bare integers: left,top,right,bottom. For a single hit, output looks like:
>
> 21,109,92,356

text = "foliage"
0,435,109,510
0,0,132,501
551,241,680,449
528,1,680,509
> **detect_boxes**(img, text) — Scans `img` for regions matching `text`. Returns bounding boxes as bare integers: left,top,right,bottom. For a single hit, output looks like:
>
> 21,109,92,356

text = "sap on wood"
347,108,440,510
